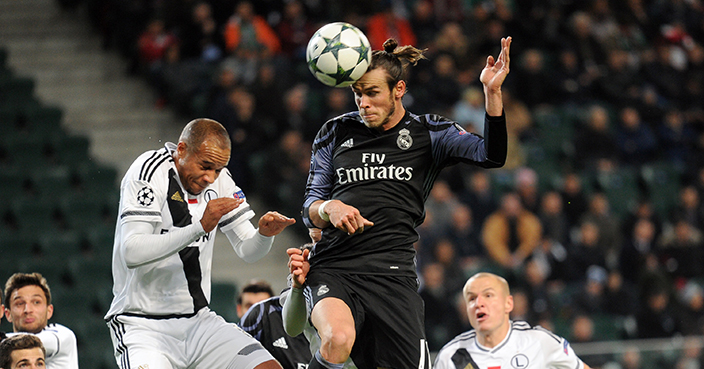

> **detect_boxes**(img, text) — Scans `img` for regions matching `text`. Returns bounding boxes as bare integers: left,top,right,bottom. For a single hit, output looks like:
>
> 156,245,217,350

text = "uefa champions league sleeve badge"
397,128,413,150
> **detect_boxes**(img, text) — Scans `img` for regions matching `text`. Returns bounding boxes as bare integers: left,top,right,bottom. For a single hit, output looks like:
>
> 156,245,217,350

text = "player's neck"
380,105,406,132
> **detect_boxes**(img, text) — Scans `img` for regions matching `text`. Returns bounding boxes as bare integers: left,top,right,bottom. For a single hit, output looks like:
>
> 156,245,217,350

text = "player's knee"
320,325,355,354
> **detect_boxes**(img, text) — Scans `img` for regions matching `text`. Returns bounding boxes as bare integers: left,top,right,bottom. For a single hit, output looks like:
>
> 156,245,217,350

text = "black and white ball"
306,22,372,87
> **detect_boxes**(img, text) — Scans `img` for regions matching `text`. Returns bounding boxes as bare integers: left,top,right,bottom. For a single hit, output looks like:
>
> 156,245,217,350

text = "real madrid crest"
397,128,413,150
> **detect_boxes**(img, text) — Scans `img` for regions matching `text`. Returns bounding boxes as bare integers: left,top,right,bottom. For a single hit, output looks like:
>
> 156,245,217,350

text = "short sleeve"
119,179,163,224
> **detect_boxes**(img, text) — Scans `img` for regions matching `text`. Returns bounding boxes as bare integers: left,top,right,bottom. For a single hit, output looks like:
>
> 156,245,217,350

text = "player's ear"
505,294,514,314
46,304,54,320
394,80,406,99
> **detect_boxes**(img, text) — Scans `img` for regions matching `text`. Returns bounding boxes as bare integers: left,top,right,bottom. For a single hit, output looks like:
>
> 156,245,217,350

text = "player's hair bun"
383,38,398,53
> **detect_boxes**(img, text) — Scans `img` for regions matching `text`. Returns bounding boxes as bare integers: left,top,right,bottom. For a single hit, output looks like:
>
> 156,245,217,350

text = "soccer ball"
306,22,372,88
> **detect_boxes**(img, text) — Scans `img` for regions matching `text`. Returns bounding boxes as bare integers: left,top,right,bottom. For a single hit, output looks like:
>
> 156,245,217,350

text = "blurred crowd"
59,0,704,365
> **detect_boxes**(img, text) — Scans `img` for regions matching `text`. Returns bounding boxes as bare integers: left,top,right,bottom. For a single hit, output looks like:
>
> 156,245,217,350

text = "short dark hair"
4,273,51,306
0,334,45,369
236,279,274,305
179,118,231,154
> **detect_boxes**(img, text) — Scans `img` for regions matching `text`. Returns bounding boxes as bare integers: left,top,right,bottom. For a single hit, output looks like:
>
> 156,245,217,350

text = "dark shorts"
305,269,432,369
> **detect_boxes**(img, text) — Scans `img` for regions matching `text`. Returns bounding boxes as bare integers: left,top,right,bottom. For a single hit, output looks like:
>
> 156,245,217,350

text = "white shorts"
107,308,274,369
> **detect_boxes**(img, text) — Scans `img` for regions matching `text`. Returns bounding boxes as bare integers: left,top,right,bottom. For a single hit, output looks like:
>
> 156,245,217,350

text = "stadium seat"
9,197,61,235
0,167,27,202
584,168,640,218
534,108,575,157
56,134,91,168
30,166,73,202
59,193,106,232
640,162,682,219
0,76,35,107
3,135,51,169
37,231,84,261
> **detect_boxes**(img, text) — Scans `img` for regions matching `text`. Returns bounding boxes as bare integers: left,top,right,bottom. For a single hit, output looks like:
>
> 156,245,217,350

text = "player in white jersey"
434,272,592,369
105,118,295,369
3,273,79,369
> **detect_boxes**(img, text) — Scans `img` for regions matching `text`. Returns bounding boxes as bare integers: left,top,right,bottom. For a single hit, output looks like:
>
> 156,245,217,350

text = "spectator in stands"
574,104,620,171
676,281,704,336
274,0,315,61
277,83,317,142
569,314,613,367
3,273,78,369
595,48,641,107
0,334,45,369
572,218,610,277
603,269,638,318
658,217,703,280
560,172,589,230
179,2,223,63
619,218,659,284
365,2,417,50
446,203,483,269
453,86,486,134
426,180,461,233
539,190,570,247
565,12,607,71
670,185,704,232
636,285,681,339
137,19,178,84
236,279,275,319
550,48,597,106
408,0,438,49
658,107,696,168
209,86,274,188
460,170,498,228
419,262,464,352
223,1,281,85
580,192,622,266
482,192,542,273
432,239,466,296
512,49,552,109
621,198,663,248
571,265,608,315
424,53,462,115
615,106,658,167
515,167,540,214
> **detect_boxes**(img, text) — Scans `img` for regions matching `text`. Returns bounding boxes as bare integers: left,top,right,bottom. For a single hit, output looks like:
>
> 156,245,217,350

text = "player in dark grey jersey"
301,36,512,369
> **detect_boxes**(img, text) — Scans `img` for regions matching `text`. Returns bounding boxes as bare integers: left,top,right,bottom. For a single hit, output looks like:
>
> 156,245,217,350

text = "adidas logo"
171,191,184,202
273,337,288,349
341,138,354,148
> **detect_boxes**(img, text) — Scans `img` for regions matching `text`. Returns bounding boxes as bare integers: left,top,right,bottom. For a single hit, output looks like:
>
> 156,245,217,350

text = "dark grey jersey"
302,111,507,275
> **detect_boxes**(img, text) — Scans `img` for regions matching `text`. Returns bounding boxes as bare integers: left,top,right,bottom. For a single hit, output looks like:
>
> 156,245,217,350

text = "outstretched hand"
258,211,296,237
480,36,512,93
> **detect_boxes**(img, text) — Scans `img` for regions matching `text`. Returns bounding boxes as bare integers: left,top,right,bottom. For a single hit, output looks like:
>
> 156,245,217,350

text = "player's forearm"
123,221,206,268
282,287,307,336
484,88,503,117
224,222,274,263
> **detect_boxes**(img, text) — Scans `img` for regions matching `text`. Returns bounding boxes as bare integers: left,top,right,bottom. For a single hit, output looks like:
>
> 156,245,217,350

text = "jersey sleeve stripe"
218,205,252,228
120,210,162,219
146,155,173,183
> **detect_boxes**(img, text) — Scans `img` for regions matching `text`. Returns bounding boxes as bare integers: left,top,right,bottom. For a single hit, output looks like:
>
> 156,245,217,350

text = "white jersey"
106,143,255,318
434,321,585,369
8,323,79,369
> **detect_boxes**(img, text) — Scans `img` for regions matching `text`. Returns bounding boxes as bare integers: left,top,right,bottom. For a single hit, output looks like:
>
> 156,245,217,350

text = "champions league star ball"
306,22,372,88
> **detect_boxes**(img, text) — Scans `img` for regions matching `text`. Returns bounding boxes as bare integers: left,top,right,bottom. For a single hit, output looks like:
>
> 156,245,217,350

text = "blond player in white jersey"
105,118,295,369
434,272,593,369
